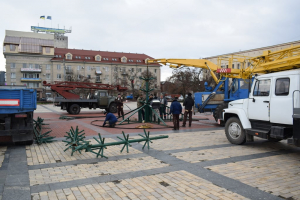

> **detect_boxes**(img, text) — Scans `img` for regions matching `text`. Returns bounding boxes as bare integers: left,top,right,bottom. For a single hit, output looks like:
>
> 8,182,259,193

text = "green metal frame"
63,126,168,158
33,117,56,144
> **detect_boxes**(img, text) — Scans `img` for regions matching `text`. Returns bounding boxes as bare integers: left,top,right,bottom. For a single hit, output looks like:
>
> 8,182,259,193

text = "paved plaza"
0,103,300,200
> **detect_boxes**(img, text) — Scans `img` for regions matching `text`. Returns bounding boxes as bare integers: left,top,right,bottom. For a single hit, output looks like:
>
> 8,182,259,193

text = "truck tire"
213,103,228,122
69,104,81,115
108,103,117,113
225,117,246,145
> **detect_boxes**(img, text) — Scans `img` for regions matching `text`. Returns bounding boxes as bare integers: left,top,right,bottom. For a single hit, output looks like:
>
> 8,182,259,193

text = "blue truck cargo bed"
0,88,36,114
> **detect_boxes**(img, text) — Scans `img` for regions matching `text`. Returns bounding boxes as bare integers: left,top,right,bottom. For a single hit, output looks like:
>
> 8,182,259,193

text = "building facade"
3,30,160,98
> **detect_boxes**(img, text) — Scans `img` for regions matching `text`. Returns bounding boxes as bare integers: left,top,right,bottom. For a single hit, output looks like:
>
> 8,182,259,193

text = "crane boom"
147,44,300,82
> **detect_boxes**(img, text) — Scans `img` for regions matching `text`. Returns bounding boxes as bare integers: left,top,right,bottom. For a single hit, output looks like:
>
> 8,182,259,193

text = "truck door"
248,79,271,121
99,92,108,106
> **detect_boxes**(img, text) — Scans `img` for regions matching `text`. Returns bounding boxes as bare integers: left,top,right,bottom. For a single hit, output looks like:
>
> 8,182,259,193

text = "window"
66,65,71,70
57,64,61,70
35,64,39,69
11,72,16,79
45,47,50,53
78,56,81,59
237,63,240,69
66,54,71,59
87,66,91,71
253,79,271,96
46,74,51,79
59,55,61,58
154,69,157,73
95,56,101,61
10,63,16,68
104,75,109,81
96,66,100,71
232,64,234,69
100,92,106,97
29,64,34,69
130,68,134,72
96,75,101,82
27,83,39,88
46,64,51,70
87,75,91,79
121,57,127,63
114,67,118,72
75,56,78,59
57,74,61,79
103,67,109,72
10,44,15,51
3,45,6,52
77,66,81,70
275,78,290,96
23,63,27,68
137,68,142,72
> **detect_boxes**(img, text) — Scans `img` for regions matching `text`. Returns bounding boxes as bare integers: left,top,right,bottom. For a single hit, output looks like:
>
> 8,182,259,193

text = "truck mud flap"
12,131,34,143
292,118,300,147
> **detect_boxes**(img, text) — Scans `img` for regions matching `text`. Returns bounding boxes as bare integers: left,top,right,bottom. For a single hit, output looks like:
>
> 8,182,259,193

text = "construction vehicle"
43,81,127,114
148,45,300,123
220,45,300,146
148,56,253,122
0,86,37,144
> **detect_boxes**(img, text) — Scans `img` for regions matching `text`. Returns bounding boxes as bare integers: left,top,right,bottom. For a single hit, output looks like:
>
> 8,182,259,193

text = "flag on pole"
47,16,52,20
40,16,45,19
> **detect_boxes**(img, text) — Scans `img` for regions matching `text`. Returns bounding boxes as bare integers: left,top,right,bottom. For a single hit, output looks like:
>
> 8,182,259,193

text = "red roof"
52,48,159,66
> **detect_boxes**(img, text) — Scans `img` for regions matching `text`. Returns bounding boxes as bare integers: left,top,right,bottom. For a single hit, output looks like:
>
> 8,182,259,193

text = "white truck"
222,69,300,147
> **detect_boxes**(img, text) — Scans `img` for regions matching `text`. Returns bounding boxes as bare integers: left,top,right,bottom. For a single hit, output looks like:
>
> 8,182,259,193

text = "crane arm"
148,58,241,83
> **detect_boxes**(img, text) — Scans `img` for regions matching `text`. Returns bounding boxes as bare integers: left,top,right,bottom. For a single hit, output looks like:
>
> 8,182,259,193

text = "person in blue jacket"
169,97,182,130
102,111,118,127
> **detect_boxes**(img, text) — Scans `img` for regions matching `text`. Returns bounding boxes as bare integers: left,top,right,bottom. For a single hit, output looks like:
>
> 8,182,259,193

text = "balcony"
65,69,73,74
21,68,41,73
21,78,42,82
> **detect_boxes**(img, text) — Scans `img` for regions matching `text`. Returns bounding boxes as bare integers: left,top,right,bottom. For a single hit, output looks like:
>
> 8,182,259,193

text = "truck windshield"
240,79,252,89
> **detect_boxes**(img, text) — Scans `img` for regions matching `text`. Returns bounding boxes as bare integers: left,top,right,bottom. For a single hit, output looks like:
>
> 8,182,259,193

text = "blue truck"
0,86,37,144
195,77,252,123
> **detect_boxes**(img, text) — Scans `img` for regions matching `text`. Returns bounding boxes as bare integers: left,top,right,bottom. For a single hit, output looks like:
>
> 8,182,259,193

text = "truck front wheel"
108,103,117,113
69,104,81,115
225,117,246,145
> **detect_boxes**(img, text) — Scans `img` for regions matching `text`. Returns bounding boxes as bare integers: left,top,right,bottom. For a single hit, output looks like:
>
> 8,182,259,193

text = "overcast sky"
1,0,300,80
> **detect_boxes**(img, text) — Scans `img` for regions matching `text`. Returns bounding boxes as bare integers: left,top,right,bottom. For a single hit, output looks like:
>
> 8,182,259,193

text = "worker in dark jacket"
182,93,195,127
115,94,124,118
103,112,118,127
170,97,182,130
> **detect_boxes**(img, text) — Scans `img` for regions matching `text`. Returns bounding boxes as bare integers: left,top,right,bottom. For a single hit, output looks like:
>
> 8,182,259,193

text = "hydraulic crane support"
43,81,127,99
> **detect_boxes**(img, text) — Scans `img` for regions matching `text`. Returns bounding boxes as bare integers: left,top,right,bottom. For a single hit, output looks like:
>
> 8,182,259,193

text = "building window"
46,65,51,70
29,64,34,69
46,74,51,79
87,66,91,71
10,44,15,51
77,66,81,70
104,75,109,81
114,67,118,72
121,57,127,63
96,75,101,82
35,64,39,69
3,45,6,52
232,64,234,69
154,69,157,73
130,68,134,72
57,74,61,79
45,47,50,53
10,63,16,68
87,75,91,79
23,63,27,68
28,83,39,88
11,72,16,79
95,56,101,61
66,65,71,70
66,54,71,60
137,68,142,72
237,64,240,69
96,66,100,71
57,64,61,70
103,66,109,72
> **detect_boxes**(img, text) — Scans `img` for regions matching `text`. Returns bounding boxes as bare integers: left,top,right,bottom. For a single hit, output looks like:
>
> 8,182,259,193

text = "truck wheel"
69,104,81,115
108,103,117,113
225,117,246,145
213,103,228,122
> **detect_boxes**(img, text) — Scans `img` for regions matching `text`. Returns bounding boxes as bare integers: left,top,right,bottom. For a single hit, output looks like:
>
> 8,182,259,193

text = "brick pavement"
2,108,300,200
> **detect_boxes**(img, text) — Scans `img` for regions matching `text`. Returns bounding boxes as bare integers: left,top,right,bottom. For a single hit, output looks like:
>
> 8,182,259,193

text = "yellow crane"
147,44,300,82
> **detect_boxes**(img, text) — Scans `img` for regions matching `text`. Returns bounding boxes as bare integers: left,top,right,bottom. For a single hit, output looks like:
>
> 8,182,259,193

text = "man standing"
170,97,182,130
115,94,124,118
182,93,194,127
137,93,145,121
102,112,118,127
160,94,168,119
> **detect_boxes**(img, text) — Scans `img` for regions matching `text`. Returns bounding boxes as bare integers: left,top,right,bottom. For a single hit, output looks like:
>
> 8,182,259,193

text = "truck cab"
222,69,300,147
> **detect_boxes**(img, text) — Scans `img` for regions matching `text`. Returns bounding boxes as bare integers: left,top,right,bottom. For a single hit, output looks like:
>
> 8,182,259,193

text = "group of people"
102,92,195,131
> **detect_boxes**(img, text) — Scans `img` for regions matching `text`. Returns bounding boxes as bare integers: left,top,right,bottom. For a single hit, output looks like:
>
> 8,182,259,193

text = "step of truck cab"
245,129,269,139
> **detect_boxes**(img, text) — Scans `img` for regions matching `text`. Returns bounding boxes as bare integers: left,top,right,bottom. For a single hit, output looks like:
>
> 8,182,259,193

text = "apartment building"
3,30,160,98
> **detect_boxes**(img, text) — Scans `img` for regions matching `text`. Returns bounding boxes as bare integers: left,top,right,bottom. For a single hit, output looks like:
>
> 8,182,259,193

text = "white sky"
1,0,300,81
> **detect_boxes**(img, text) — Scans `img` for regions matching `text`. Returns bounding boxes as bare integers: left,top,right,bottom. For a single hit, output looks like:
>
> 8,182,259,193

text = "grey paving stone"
2,186,31,200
